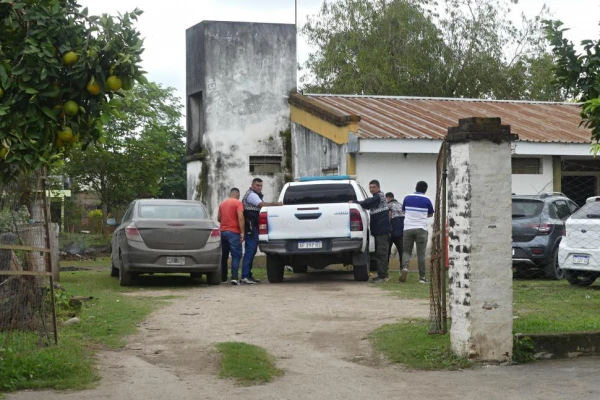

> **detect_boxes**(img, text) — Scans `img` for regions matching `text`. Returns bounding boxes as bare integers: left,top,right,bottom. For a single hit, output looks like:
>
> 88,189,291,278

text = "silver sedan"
108,199,221,286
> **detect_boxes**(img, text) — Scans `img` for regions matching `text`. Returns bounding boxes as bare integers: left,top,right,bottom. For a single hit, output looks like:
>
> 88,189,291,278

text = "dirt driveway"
9,270,600,400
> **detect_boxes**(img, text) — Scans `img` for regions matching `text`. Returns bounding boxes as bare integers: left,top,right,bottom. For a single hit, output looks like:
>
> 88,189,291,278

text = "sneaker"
419,278,430,284
230,279,239,285
371,276,388,283
249,277,261,283
399,268,409,283
241,278,256,285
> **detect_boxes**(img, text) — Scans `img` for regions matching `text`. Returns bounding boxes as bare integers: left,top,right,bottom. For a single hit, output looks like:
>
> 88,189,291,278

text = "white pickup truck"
258,176,375,283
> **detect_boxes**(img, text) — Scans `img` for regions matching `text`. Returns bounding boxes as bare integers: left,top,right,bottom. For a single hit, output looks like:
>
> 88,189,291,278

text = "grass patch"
370,319,471,370
0,269,174,393
216,342,283,385
513,279,600,334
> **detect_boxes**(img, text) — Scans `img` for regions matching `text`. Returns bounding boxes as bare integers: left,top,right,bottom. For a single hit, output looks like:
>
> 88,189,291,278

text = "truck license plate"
298,241,322,249
573,255,589,265
167,256,185,266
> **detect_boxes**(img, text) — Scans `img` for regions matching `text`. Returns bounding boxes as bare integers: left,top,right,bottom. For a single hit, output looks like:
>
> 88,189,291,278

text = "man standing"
241,178,282,285
399,181,434,284
217,188,244,285
386,192,404,267
354,180,392,283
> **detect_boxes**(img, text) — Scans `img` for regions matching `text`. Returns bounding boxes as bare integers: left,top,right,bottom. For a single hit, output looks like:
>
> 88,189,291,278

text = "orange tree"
545,20,600,149
0,0,147,179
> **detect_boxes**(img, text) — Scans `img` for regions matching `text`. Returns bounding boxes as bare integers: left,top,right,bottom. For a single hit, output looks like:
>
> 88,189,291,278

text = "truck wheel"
565,270,597,286
292,265,308,273
267,255,285,283
353,256,370,282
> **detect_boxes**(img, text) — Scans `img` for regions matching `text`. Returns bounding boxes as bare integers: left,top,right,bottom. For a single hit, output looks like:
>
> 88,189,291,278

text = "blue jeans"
221,231,242,281
241,228,259,279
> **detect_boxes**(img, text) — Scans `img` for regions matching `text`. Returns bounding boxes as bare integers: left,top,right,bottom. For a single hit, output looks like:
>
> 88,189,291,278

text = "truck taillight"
350,209,363,231
125,222,143,242
259,211,268,235
207,228,221,243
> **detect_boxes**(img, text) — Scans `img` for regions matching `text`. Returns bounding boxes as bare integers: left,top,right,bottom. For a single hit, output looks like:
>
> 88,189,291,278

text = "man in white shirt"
399,181,434,284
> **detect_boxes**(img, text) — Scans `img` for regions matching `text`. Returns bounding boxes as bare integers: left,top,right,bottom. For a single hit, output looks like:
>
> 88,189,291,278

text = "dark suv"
512,193,579,279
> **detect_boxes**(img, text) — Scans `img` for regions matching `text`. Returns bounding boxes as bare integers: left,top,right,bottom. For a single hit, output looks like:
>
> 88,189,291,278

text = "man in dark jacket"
353,180,392,282
386,192,404,267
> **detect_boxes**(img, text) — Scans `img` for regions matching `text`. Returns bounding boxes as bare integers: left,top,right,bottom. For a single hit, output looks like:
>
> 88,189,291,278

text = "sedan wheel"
119,253,133,286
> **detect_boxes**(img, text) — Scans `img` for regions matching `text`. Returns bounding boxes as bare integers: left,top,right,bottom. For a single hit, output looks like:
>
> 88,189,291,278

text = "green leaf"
25,88,39,95
41,107,57,121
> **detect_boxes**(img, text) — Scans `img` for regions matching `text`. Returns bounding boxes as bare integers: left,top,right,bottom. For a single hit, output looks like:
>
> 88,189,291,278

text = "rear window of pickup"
283,184,357,205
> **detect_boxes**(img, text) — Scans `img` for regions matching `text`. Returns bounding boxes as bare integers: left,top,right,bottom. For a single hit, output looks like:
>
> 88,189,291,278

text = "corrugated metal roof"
299,94,590,143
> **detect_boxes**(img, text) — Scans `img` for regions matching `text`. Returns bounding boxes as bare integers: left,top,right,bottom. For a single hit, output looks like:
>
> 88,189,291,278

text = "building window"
249,155,282,174
322,167,339,176
512,158,542,175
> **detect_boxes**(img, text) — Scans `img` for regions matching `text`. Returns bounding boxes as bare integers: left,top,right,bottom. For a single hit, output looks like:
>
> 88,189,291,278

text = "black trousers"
389,235,403,265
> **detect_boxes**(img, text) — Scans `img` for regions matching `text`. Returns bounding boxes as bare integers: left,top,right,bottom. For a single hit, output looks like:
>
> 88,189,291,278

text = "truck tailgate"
267,204,351,240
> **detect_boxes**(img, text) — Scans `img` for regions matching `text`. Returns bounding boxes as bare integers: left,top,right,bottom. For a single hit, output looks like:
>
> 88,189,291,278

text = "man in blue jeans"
241,178,282,284
217,188,245,285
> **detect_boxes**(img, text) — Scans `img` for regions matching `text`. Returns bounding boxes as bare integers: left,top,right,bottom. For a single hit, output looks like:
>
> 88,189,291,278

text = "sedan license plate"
298,241,322,249
573,255,589,265
166,256,185,266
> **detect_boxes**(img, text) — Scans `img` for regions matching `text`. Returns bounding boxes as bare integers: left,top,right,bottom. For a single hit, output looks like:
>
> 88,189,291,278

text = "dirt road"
9,270,600,400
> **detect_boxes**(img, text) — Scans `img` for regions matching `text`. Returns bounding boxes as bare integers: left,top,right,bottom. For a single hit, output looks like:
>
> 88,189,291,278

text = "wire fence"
0,171,58,362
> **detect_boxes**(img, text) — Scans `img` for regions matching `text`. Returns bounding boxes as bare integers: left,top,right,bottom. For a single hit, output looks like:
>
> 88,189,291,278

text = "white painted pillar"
447,118,517,362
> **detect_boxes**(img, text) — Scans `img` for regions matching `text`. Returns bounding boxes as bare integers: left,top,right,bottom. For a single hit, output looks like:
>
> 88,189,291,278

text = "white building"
185,21,296,217
289,94,596,206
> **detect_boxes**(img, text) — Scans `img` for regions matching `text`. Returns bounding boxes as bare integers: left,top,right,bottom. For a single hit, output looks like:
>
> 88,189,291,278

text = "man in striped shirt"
399,181,434,284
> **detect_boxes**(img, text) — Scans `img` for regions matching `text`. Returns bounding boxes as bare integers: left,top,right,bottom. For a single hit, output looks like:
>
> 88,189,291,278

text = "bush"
86,210,103,234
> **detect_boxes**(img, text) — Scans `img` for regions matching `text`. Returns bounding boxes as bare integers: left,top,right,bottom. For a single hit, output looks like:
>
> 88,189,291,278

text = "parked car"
558,197,600,286
511,193,579,279
258,176,376,283
107,199,221,286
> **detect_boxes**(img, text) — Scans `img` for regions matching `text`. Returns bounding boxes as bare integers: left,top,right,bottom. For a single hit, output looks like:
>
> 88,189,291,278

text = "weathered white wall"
448,139,513,362
511,156,554,195
186,21,296,219
292,123,347,178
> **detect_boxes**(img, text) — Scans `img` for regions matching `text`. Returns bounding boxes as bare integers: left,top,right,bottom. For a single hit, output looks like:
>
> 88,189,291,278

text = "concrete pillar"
447,117,518,362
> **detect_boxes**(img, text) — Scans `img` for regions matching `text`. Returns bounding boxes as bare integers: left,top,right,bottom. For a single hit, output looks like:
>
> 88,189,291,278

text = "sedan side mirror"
106,218,118,226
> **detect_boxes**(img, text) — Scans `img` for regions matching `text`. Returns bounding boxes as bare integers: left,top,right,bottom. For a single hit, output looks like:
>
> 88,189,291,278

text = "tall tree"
0,0,147,180
66,82,186,226
302,0,563,101
545,20,600,147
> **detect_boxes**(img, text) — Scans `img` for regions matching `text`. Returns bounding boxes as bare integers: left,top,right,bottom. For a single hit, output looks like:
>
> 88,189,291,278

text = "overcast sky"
79,0,599,112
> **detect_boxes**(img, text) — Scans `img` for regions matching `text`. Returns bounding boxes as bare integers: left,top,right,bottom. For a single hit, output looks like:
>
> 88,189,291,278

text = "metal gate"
429,141,448,334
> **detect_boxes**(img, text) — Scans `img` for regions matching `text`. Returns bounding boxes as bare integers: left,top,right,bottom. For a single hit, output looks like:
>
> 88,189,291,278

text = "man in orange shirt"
217,188,245,285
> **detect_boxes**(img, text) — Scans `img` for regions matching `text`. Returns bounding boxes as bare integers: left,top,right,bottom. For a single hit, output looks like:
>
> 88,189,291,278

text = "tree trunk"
101,203,108,237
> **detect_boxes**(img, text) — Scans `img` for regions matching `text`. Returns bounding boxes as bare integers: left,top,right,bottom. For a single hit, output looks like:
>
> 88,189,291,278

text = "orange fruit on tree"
0,146,8,159
105,75,122,92
121,76,134,91
0,87,4,99
55,138,64,149
86,80,101,95
58,127,73,142
62,51,78,66
63,101,79,116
